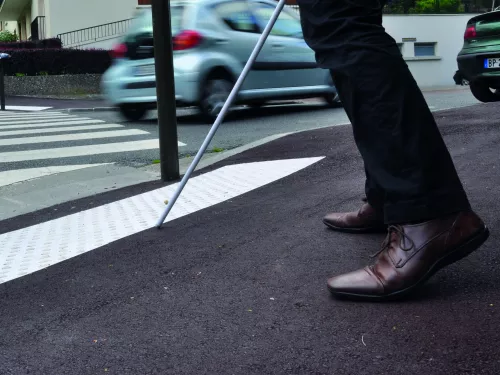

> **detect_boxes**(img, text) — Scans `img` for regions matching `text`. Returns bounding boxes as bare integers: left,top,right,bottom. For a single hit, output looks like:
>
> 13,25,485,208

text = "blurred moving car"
455,8,500,102
101,0,340,122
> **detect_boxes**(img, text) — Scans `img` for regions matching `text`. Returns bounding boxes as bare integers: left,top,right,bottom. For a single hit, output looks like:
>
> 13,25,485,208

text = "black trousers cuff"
383,190,471,224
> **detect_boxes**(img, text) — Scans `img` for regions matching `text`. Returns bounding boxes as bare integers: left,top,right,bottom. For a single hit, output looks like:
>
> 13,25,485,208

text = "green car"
455,8,500,102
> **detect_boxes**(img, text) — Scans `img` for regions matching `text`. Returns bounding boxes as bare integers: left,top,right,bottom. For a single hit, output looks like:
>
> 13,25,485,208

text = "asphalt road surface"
82,88,479,162
1,101,500,374
0,87,481,221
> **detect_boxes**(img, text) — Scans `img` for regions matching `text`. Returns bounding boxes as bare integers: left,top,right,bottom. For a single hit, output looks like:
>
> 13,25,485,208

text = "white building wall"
47,0,138,47
288,10,479,88
31,0,38,21
2,21,18,35
382,14,480,88
24,8,31,38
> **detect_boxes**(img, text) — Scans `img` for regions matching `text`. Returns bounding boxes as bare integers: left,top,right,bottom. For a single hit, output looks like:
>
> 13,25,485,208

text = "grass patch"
152,159,160,164
212,147,224,153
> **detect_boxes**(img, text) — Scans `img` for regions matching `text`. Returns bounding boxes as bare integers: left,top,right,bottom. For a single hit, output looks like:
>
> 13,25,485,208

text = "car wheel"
324,75,342,107
119,104,148,121
248,101,266,109
199,75,233,123
469,82,500,103
324,92,341,107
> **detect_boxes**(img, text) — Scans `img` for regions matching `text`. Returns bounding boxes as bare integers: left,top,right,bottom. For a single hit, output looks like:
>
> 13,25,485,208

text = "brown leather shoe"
323,198,386,233
327,210,489,301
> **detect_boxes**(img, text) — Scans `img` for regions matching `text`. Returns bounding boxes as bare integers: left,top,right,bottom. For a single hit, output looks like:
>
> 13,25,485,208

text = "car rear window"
127,6,185,35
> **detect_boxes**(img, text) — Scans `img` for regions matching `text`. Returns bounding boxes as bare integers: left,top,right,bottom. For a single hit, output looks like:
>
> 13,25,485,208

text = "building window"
414,43,436,57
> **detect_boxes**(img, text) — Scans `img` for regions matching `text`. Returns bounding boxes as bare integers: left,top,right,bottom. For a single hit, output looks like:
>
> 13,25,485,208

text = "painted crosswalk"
0,111,185,187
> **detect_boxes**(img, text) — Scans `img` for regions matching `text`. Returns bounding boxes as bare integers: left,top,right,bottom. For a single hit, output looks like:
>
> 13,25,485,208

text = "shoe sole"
328,225,490,302
323,219,387,234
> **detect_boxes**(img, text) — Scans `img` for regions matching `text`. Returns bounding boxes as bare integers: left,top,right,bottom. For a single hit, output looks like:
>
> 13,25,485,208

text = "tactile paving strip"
0,157,324,284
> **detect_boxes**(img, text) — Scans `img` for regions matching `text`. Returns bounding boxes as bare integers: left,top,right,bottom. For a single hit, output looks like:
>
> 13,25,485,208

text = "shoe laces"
370,225,415,258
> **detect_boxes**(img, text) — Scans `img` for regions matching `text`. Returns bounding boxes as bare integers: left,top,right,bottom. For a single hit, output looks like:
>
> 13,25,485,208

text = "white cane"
156,0,287,228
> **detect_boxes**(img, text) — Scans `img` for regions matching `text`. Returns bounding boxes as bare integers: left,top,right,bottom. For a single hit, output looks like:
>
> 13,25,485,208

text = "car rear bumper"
457,51,500,84
101,60,200,108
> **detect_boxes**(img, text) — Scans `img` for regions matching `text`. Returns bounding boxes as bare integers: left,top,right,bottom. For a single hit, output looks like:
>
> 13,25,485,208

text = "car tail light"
464,24,476,40
111,43,127,59
173,30,203,51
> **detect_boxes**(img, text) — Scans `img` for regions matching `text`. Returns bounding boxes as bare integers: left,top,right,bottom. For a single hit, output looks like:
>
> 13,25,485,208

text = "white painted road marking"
4,106,52,111
0,113,70,119
0,124,124,137
0,129,150,146
0,117,93,126
0,119,104,130
0,139,187,163
0,164,113,187
0,111,187,187
0,157,325,284
0,111,69,117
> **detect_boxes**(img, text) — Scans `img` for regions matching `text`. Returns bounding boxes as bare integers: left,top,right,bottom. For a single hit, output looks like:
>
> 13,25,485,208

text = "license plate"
134,64,155,76
484,57,500,69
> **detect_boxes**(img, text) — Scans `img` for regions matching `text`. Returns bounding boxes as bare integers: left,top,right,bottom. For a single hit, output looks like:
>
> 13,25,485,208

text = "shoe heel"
441,226,490,268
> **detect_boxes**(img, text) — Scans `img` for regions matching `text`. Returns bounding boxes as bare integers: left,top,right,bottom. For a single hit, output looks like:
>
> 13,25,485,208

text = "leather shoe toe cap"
327,267,385,296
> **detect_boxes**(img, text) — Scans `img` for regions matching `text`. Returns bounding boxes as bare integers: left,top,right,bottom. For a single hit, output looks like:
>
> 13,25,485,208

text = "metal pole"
152,0,180,181
156,0,287,228
0,60,5,111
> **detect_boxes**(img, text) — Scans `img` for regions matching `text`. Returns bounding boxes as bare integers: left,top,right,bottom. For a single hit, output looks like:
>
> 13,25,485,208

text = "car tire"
324,75,342,107
119,104,148,121
324,92,341,107
469,82,500,103
199,73,234,123
248,101,266,109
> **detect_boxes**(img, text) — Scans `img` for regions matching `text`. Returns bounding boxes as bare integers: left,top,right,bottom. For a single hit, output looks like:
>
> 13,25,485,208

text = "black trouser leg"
364,167,384,214
297,0,471,224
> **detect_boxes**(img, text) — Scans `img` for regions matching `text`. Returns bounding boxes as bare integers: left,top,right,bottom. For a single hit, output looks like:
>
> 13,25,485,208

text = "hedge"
1,48,112,76
0,38,62,50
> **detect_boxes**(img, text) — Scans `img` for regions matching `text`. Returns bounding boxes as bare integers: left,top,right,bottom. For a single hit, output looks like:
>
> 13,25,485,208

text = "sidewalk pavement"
1,102,500,374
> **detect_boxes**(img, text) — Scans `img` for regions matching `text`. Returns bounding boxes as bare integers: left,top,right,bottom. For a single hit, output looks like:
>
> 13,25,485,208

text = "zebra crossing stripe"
0,119,104,130
0,117,90,126
2,106,52,111
0,113,69,120
0,129,150,146
0,124,124,137
0,164,113,187
0,139,186,163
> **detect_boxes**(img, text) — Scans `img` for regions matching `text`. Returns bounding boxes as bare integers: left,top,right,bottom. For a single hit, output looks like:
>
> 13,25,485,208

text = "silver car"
101,0,340,122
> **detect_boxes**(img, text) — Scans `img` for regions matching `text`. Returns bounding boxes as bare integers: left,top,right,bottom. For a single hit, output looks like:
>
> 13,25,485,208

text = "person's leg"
328,64,470,223
322,166,386,233
364,167,384,213
297,0,489,299
322,72,385,233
